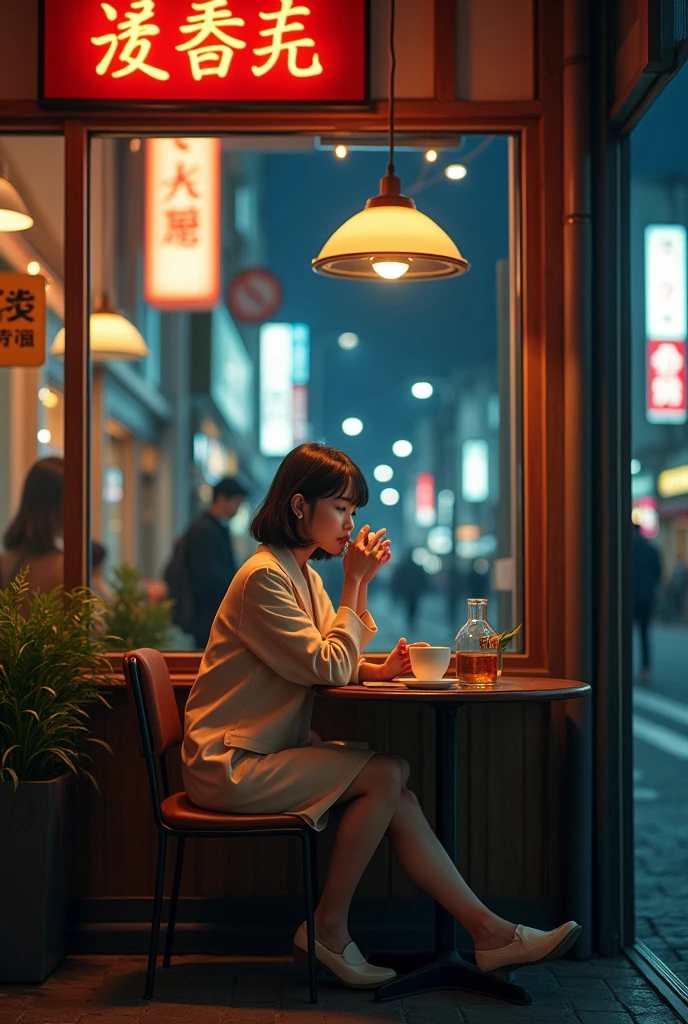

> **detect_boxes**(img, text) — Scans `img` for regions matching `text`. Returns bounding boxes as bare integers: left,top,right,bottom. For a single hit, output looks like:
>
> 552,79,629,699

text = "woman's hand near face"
343,525,390,583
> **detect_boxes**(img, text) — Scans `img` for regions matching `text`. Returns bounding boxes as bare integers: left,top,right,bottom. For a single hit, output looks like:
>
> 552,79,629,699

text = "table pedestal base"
375,950,532,1005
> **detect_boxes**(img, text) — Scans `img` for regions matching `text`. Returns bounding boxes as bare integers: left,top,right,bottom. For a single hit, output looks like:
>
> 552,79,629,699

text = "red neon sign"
646,339,688,424
41,0,368,104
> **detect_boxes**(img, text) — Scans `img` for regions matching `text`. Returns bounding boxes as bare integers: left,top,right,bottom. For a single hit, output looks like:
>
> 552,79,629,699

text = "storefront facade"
2,0,687,1006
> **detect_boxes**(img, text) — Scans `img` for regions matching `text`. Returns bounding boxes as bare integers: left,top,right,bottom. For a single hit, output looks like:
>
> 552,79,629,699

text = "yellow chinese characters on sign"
144,137,221,310
0,274,46,367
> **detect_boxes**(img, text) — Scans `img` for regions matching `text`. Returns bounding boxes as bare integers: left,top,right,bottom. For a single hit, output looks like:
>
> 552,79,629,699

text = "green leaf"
496,623,522,651
1,745,19,768
2,766,20,790
0,568,114,788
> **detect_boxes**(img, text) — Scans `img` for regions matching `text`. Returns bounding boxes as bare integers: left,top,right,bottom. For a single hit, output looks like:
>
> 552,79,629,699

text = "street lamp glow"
334,144,348,160
338,331,359,350
392,439,413,458
445,164,467,181
425,149,438,163
342,417,363,436
380,487,400,506
373,464,393,483
411,381,433,399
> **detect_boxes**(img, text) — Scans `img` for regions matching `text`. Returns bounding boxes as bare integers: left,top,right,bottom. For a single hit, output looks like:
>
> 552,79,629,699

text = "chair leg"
144,832,168,1000
163,837,185,969
301,829,318,1004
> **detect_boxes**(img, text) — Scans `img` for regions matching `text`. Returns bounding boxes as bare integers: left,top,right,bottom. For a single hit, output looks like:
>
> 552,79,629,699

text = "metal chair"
122,648,318,1002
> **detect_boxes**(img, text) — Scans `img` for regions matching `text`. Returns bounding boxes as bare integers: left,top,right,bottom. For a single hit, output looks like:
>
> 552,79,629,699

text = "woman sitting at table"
182,442,580,988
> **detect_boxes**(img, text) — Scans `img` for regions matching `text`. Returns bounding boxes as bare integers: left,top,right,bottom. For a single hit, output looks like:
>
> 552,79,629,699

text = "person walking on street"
633,523,662,684
391,549,428,635
165,477,248,650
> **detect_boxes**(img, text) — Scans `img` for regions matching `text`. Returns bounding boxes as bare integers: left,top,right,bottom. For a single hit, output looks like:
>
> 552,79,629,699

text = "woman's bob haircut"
250,442,368,560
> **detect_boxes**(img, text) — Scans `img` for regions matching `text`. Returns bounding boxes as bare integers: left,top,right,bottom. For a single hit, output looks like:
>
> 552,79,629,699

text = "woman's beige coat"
181,545,379,828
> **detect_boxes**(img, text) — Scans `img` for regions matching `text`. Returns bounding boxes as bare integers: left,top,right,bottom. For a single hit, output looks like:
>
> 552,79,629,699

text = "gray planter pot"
0,773,74,983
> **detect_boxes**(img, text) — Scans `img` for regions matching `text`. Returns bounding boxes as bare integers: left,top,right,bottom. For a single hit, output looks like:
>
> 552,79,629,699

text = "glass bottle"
455,598,501,686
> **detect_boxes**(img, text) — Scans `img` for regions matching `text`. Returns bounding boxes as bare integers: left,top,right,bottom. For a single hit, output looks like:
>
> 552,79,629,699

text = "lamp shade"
0,163,33,232
313,175,469,281
51,308,149,362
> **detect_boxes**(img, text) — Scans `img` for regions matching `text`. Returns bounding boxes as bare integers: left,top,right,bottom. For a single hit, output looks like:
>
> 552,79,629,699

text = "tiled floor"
0,953,682,1024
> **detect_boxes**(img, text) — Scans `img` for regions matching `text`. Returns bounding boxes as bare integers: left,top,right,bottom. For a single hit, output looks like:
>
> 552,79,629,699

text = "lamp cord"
387,0,396,177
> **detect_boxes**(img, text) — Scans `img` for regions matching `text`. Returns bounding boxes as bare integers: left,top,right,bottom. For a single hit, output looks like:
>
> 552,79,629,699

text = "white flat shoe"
292,921,396,989
475,921,582,974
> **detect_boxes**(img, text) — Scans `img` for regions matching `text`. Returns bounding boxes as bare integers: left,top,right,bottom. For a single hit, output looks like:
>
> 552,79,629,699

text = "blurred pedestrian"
165,477,248,649
0,457,64,608
90,540,112,602
391,550,428,635
633,523,662,684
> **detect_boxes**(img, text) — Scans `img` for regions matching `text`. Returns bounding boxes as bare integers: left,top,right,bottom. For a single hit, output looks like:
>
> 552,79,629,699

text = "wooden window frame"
0,105,561,683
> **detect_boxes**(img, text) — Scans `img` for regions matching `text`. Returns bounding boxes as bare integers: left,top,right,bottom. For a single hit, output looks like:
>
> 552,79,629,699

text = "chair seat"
161,791,307,831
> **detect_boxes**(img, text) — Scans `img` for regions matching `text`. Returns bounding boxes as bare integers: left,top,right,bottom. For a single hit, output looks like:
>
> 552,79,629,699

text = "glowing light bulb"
425,149,438,163
411,381,433,399
445,164,467,181
334,144,348,160
27,260,40,275
372,259,410,280
37,429,52,444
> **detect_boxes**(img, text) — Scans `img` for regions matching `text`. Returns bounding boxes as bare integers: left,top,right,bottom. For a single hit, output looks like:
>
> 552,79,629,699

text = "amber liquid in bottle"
455,651,499,685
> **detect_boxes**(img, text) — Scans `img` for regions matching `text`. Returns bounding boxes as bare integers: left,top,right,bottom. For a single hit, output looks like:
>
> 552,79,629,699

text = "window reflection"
0,136,65,607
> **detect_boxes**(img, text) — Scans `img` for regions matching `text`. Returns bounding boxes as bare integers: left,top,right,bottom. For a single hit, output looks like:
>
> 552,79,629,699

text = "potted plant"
0,570,113,983
100,563,176,651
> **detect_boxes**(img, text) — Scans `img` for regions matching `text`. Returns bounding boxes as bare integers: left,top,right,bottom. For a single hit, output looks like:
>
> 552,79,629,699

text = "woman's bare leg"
313,754,403,953
387,787,516,949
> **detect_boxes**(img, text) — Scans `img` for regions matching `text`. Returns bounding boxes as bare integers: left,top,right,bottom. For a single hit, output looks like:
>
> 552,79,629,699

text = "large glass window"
630,69,688,986
87,134,523,654
0,135,65,605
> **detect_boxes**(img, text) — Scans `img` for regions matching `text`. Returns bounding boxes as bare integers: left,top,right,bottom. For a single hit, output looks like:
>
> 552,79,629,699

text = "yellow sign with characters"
0,273,46,368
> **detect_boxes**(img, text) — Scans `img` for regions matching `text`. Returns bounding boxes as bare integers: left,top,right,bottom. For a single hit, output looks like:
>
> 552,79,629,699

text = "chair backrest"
123,648,182,757
122,648,183,819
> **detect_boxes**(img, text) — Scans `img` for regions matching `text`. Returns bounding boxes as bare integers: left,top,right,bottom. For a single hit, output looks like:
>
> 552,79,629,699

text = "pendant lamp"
0,160,34,232
50,296,149,361
312,0,469,282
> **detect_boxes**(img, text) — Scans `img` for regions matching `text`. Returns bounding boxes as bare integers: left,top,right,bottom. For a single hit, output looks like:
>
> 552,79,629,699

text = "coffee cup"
409,645,451,680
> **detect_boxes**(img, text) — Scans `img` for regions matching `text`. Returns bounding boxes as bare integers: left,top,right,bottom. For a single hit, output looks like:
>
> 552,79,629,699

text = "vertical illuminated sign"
292,323,310,444
645,225,688,424
260,323,294,457
415,472,436,527
144,137,221,310
259,322,310,456
462,440,489,502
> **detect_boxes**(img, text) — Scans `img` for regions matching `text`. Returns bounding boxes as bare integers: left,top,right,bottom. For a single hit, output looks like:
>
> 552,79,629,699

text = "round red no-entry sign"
226,268,283,323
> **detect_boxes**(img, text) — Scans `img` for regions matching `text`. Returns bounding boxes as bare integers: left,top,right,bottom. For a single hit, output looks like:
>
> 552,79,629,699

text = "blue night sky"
631,67,688,176
263,136,509,475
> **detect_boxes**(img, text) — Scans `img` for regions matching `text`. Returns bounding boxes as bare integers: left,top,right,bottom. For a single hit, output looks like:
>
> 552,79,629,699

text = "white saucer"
398,677,456,690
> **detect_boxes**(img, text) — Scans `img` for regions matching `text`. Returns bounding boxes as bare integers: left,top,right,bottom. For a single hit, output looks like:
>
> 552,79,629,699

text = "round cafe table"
315,676,591,1005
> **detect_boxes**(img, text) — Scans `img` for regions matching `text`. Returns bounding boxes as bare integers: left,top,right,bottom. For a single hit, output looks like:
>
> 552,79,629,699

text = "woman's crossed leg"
313,753,515,955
